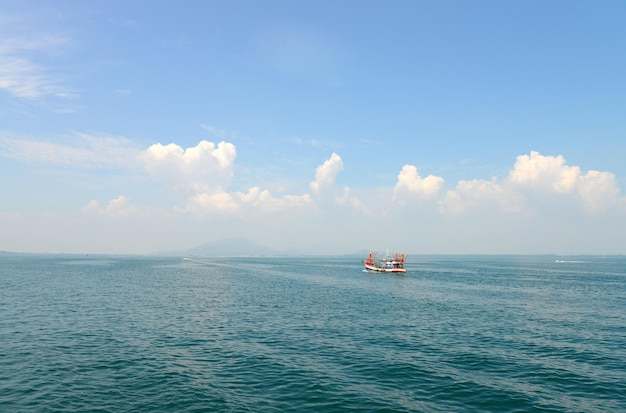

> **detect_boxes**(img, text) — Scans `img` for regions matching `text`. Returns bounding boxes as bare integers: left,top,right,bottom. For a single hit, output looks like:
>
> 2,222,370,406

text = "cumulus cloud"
393,164,444,201
307,152,368,213
508,151,579,193
441,151,624,216
139,140,237,192
577,170,620,214
82,195,138,219
181,191,240,216
181,187,314,217
310,152,343,194
508,151,622,214
238,187,314,213
142,140,323,217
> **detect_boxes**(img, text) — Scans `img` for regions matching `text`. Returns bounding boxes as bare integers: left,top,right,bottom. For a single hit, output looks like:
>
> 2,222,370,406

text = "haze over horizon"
1,1,625,255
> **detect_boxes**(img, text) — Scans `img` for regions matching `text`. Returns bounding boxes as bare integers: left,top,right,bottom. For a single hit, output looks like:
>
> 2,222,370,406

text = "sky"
1,1,625,255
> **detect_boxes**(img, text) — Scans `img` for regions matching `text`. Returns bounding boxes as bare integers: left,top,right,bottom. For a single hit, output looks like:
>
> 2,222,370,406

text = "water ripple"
1,255,625,412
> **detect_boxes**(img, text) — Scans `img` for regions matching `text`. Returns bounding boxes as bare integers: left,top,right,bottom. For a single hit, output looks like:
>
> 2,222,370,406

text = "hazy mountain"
183,237,278,256
155,238,370,257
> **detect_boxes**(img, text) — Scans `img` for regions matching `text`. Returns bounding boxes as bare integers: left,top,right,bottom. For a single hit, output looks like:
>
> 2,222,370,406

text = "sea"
1,254,625,412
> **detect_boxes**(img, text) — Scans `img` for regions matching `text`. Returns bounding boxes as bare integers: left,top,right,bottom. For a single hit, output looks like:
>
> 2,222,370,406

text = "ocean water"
1,254,625,412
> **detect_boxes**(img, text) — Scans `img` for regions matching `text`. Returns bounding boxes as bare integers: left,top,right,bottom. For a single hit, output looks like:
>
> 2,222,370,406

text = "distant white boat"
362,251,407,273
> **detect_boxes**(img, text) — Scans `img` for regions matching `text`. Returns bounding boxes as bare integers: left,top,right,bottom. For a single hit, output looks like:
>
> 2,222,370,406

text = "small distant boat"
362,251,407,273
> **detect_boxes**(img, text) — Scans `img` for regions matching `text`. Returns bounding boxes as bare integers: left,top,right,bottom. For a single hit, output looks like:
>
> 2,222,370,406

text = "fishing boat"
362,251,407,273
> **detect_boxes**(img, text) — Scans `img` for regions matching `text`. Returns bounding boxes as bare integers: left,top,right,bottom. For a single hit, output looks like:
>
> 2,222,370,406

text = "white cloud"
393,164,444,201
336,186,370,214
508,151,579,193
0,26,71,99
82,195,138,219
0,132,139,169
439,178,521,215
307,153,368,213
169,143,389,221
180,187,314,217
310,152,343,194
238,187,314,213
508,151,623,214
139,140,237,192
441,151,624,216
577,170,620,214
181,191,240,217
0,57,55,99
141,140,319,218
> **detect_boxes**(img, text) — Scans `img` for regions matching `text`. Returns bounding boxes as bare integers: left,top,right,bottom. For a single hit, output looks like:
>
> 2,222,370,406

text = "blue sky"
1,1,625,254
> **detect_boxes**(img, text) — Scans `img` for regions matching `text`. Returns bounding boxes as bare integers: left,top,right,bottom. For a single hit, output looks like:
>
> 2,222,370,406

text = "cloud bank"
2,133,620,222
2,132,623,253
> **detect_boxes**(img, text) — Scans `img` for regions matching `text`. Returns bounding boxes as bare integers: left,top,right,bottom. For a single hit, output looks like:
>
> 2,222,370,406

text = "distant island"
157,237,367,257
181,237,278,257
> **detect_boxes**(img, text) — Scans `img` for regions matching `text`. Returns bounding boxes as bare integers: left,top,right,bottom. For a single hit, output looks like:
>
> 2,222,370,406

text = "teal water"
1,254,625,412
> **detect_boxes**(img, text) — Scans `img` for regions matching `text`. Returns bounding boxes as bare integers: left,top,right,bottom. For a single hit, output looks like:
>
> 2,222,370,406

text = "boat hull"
364,263,406,273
